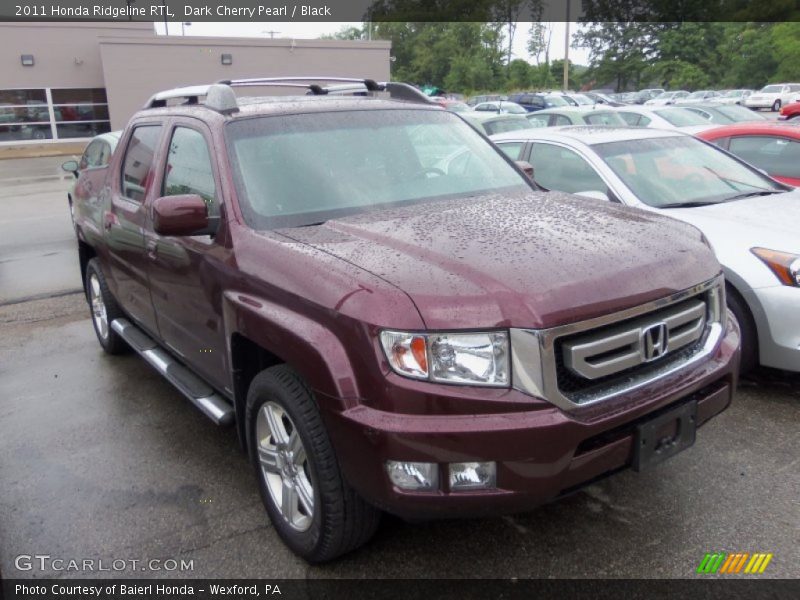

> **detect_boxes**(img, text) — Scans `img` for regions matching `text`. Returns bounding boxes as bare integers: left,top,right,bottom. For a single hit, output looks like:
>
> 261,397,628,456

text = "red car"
778,100,800,120
697,122,800,186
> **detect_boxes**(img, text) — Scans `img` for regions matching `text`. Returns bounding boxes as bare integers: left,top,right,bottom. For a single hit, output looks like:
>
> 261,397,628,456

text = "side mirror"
574,190,610,202
61,160,79,177
515,160,534,178
152,194,216,237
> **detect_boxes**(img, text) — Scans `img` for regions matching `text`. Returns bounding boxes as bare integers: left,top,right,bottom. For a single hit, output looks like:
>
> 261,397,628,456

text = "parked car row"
61,77,794,565
474,83,799,112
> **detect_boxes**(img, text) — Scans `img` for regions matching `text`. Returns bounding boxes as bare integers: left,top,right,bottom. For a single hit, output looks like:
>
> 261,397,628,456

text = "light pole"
563,0,571,92
161,1,168,35
182,22,191,36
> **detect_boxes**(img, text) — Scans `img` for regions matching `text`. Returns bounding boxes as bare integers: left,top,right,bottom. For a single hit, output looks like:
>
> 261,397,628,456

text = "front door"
144,120,230,390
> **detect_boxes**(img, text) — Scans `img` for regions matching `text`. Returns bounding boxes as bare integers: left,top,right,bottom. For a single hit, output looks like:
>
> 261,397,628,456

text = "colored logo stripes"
697,552,773,574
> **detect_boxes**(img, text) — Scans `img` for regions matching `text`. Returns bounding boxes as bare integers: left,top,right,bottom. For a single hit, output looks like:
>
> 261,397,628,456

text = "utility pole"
263,30,280,39
181,22,191,36
563,0,571,92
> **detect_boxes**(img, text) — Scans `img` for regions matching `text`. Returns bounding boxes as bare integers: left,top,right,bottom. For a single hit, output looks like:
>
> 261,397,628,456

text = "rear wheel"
246,365,380,563
726,284,757,374
85,259,128,355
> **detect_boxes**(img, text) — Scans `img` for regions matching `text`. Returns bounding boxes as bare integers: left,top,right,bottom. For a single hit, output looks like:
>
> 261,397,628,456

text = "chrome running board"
111,318,234,426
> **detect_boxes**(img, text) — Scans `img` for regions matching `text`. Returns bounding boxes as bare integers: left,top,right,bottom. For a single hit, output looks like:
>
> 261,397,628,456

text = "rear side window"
584,112,626,126
163,127,218,214
121,125,162,202
728,135,800,178
553,115,572,126
496,142,523,160
618,112,642,126
527,114,550,127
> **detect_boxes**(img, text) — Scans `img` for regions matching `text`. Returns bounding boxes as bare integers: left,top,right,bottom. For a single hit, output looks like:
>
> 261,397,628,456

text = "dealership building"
0,22,391,153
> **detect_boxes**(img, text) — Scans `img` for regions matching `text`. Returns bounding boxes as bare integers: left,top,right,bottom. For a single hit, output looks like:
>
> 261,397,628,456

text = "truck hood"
279,191,720,329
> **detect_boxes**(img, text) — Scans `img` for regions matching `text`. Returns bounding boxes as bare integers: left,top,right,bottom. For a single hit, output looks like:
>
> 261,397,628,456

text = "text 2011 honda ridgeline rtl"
70,80,740,562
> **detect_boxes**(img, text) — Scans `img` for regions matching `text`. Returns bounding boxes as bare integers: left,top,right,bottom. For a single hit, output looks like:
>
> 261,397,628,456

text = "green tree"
771,22,800,82
320,24,366,40
507,59,532,89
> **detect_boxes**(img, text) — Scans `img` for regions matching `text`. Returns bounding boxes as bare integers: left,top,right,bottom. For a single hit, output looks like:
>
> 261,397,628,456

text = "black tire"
726,284,758,374
85,258,128,355
246,365,380,563
772,100,781,112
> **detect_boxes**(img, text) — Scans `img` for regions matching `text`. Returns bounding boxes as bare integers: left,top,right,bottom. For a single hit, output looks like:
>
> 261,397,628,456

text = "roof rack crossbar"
143,83,239,114
144,77,436,115
219,77,382,92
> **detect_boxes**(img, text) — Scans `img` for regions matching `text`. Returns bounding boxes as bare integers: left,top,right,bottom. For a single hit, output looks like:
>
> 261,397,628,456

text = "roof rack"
142,76,436,115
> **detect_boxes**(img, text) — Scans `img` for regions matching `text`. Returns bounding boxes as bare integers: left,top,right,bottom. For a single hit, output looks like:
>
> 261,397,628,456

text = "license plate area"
633,400,697,472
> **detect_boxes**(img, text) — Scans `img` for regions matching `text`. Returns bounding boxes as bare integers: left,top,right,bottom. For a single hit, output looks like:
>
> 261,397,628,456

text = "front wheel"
772,100,782,112
246,365,380,563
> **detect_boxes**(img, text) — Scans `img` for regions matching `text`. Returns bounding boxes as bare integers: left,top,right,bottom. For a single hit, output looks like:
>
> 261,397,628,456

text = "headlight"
751,247,800,287
379,330,509,387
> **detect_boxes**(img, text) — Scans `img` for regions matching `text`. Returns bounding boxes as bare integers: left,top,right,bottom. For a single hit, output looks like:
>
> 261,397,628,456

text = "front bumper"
746,284,800,372
322,320,739,519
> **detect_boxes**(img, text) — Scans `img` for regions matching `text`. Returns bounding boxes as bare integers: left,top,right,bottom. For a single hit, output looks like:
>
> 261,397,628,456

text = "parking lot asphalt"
0,149,797,580
0,156,82,304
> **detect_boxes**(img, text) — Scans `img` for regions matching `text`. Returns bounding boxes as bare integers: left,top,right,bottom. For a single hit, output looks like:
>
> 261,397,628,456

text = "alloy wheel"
255,401,314,531
89,273,108,340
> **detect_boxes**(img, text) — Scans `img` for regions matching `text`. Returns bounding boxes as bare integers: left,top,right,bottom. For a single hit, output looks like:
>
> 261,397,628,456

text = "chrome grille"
510,276,726,411
561,297,706,381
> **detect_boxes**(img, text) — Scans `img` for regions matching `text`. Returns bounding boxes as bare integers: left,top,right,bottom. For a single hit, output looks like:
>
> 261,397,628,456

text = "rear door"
105,122,164,334
145,119,230,389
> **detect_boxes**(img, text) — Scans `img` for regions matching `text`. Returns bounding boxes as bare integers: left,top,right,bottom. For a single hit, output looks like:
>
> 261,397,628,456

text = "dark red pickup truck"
72,78,739,562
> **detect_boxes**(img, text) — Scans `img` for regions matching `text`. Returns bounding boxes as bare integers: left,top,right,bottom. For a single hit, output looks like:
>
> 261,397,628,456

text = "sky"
152,22,592,66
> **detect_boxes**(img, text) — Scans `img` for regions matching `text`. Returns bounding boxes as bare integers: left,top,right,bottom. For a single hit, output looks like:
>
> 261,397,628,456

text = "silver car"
610,105,715,134
491,126,800,373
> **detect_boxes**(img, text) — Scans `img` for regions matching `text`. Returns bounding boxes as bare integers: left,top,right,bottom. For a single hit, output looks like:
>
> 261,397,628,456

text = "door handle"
146,239,158,260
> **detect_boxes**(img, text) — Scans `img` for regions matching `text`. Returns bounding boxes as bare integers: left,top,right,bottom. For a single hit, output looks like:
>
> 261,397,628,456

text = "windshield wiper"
659,200,727,208
723,190,783,202
701,166,776,193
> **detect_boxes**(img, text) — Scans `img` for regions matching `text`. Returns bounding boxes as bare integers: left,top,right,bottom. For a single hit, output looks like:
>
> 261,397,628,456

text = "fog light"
386,461,438,491
449,462,496,490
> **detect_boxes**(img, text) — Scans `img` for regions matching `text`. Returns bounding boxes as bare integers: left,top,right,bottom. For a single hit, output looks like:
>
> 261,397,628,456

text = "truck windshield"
226,109,530,229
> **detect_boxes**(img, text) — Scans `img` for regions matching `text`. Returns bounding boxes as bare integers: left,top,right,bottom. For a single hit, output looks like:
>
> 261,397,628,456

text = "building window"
0,87,111,143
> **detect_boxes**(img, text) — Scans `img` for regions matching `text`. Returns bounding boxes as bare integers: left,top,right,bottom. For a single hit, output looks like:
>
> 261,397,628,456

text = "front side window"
728,135,800,178
121,125,162,202
594,135,784,208
553,115,572,126
529,143,608,195
226,109,530,229
163,127,217,214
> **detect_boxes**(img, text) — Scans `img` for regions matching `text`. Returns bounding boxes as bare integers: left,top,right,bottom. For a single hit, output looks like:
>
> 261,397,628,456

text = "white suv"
745,83,800,111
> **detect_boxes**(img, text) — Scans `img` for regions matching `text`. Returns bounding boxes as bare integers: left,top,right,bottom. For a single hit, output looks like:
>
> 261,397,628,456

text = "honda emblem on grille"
641,322,669,361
